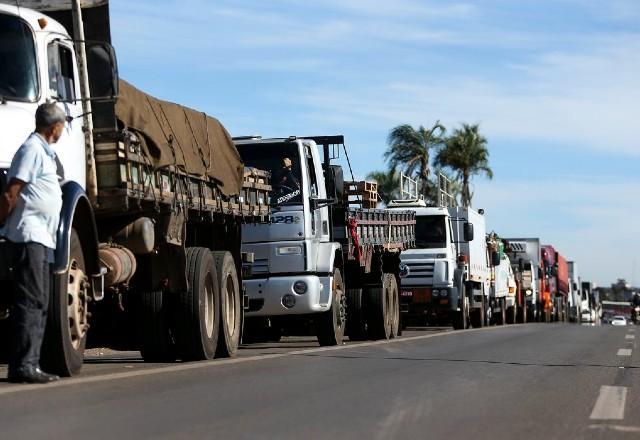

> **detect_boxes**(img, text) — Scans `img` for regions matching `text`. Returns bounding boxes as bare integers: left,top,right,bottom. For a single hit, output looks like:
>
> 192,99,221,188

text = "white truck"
567,261,582,323
503,238,542,322
0,1,271,375
235,136,415,344
388,196,491,330
487,233,517,325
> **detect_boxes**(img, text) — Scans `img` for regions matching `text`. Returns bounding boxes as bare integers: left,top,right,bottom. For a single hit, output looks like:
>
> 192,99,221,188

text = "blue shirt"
0,133,62,249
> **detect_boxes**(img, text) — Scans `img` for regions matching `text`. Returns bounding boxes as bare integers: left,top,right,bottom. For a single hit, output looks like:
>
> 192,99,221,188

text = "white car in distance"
611,315,627,326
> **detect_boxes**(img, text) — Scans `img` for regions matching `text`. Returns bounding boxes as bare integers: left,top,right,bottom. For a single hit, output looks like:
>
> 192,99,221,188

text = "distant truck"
235,136,415,344
0,1,270,375
567,261,581,322
503,238,541,322
388,194,491,330
541,245,569,322
486,233,517,325
581,281,601,322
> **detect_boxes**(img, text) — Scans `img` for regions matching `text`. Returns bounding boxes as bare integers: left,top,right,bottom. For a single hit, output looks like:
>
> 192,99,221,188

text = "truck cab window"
415,215,447,249
305,146,318,197
236,143,303,206
0,14,39,101
47,41,76,101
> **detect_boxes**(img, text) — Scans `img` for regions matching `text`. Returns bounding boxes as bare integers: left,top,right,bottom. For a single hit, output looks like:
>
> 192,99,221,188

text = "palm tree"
434,123,493,207
385,121,446,199
366,170,400,205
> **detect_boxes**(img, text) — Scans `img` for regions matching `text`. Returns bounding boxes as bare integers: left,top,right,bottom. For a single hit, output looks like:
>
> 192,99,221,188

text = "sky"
109,0,640,287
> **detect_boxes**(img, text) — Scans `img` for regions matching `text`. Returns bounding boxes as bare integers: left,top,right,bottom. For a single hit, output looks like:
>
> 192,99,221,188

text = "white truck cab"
236,137,337,317
0,4,86,186
388,198,491,330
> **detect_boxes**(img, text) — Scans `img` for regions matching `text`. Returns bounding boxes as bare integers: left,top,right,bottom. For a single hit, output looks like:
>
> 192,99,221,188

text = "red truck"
541,245,569,322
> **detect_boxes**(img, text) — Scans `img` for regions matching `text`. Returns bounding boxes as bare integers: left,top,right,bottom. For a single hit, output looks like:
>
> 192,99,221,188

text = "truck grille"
406,261,435,279
251,258,269,276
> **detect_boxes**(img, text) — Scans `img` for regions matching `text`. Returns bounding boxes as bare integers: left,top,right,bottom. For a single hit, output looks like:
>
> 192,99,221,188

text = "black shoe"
8,366,59,384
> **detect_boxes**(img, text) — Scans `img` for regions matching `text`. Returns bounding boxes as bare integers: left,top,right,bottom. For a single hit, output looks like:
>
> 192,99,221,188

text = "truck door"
305,144,329,242
46,38,85,187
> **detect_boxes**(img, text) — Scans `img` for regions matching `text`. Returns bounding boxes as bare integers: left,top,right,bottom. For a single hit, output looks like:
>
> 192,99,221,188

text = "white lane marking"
589,424,640,433
617,349,632,356
625,335,635,339
590,386,627,420
0,325,508,397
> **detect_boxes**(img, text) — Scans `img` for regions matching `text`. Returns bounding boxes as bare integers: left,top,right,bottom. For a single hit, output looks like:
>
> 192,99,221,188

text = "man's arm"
0,178,26,225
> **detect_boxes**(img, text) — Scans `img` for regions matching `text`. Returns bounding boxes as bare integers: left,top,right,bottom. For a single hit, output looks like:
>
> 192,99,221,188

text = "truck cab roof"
0,3,69,36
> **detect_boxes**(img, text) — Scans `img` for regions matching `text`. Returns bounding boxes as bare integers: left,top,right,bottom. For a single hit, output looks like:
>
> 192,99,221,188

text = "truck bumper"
400,286,458,312
244,275,332,317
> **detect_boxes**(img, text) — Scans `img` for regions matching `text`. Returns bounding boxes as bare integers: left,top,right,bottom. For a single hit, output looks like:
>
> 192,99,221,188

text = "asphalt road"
1,323,638,439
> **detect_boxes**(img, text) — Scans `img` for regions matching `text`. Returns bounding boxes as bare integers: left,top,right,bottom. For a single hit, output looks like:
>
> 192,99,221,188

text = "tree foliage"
384,121,446,199
434,123,493,207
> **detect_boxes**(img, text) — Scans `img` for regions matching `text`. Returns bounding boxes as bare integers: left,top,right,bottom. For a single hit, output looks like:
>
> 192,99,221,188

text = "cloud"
473,176,640,286
287,30,640,155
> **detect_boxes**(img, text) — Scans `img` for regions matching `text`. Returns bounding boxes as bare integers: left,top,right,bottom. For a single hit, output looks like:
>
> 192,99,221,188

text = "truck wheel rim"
204,273,215,338
334,277,345,329
67,259,88,350
223,273,236,335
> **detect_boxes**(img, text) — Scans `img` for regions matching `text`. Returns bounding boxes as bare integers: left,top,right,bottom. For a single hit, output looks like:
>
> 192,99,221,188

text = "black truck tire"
317,269,345,346
507,303,517,324
387,274,400,338
212,251,241,358
346,288,367,341
367,277,393,340
140,290,176,362
496,298,506,325
452,284,469,330
0,312,9,363
41,229,88,376
175,247,220,361
471,294,486,328
517,304,527,323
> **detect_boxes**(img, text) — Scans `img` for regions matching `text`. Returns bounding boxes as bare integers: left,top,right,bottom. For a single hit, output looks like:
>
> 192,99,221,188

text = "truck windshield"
236,143,303,206
415,215,447,248
0,14,39,102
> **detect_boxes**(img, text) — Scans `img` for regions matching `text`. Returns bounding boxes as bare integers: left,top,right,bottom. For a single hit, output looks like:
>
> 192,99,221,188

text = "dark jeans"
7,242,50,373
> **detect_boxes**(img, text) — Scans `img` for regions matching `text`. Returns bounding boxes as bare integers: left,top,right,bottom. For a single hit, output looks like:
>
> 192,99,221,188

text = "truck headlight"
293,280,308,294
276,245,302,255
399,263,410,278
282,294,296,308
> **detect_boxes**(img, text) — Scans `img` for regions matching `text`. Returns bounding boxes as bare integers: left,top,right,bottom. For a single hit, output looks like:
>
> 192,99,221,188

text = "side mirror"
491,251,501,267
537,267,543,279
310,197,335,210
86,42,119,100
518,258,524,272
463,222,474,242
328,165,344,203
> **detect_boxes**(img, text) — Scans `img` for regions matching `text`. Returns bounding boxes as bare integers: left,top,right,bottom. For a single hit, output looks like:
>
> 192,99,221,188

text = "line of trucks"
0,1,593,377
391,183,599,329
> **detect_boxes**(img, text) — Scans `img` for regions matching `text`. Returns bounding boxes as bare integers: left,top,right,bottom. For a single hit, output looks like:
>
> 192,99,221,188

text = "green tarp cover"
115,80,243,196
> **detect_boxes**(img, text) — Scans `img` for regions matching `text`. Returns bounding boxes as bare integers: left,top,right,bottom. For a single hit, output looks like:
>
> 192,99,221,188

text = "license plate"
439,299,449,305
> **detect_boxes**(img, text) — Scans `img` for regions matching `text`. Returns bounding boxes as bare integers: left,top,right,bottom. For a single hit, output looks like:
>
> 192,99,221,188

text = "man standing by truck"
0,103,67,384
